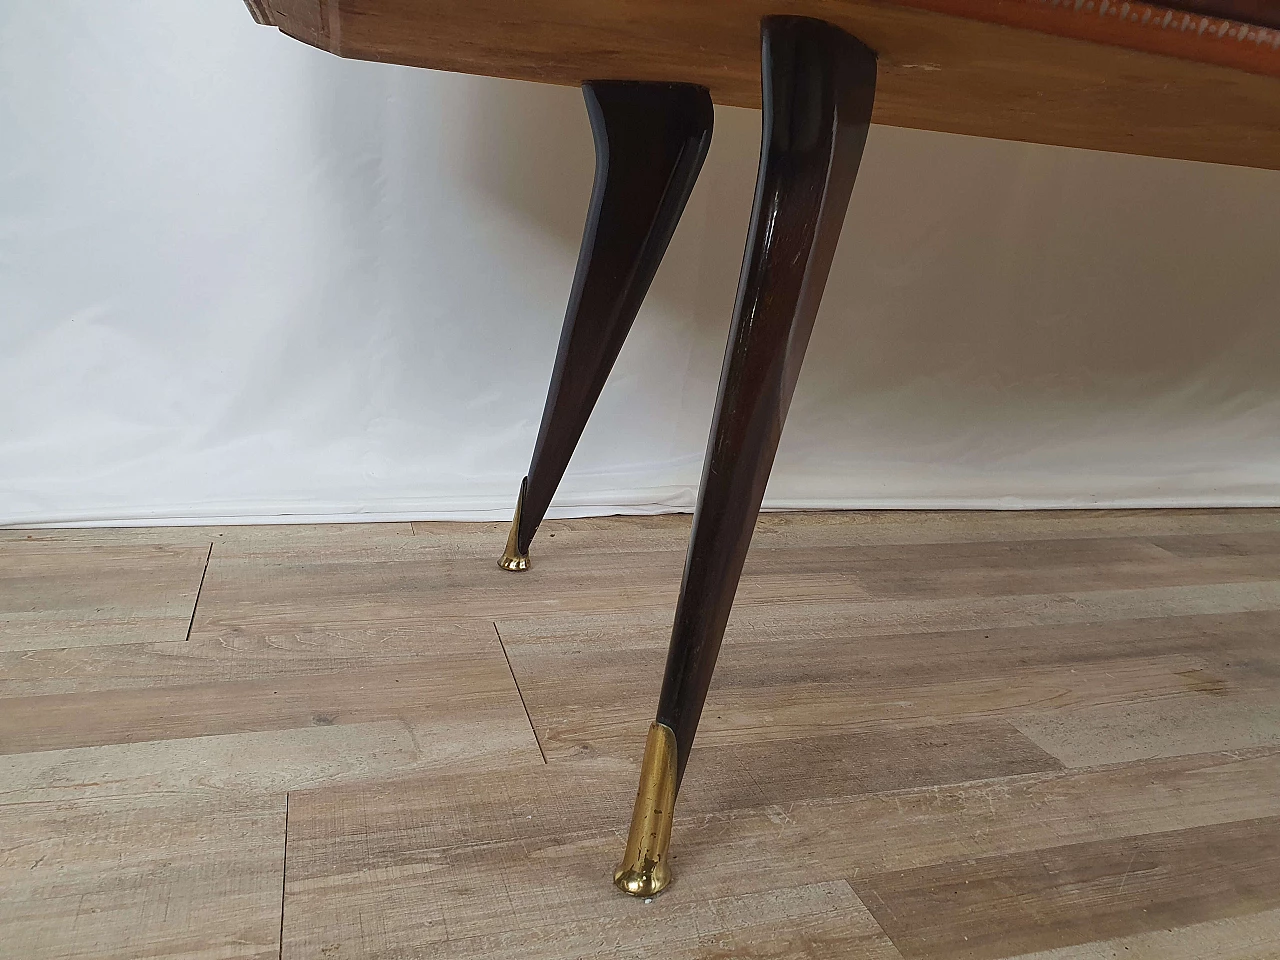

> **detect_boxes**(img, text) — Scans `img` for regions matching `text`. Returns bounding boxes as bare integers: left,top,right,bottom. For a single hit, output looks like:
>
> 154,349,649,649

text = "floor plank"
1011,692,1280,767
0,522,414,548
0,656,533,756
1,722,434,803
850,817,1280,960
498,581,1280,656
505,610,1228,762
1005,906,1280,959
0,541,210,652
288,877,904,960
187,529,690,630
670,722,1063,806
409,509,1280,548
0,617,494,698
280,747,1280,958
550,654,1208,764
745,535,1280,601
0,794,285,960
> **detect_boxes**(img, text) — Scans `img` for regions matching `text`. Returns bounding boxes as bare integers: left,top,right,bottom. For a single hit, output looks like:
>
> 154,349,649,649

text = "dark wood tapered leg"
500,82,713,570
614,17,877,896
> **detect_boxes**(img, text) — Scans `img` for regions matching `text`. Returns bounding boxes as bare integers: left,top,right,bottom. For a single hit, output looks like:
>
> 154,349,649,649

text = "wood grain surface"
1,795,286,960
247,0,1280,169
0,539,210,652
851,816,1280,959
2,509,1279,958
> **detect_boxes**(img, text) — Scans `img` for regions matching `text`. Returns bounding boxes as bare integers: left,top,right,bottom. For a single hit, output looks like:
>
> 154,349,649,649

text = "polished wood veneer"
247,0,1280,169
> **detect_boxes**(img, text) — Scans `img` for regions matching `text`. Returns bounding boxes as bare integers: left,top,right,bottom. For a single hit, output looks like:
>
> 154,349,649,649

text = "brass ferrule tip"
498,479,530,571
613,721,678,897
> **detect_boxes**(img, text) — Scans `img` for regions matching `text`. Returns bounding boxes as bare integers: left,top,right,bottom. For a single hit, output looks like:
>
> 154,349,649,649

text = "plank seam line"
184,541,214,642
841,879,907,955
493,621,547,764
278,792,289,960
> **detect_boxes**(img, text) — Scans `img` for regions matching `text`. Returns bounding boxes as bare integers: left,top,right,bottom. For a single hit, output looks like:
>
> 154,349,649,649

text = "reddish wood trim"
253,0,1280,81
1163,0,1280,29
894,0,1280,78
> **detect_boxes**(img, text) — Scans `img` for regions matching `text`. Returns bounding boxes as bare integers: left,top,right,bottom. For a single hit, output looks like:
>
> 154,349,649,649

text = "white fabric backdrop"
3,2,1280,527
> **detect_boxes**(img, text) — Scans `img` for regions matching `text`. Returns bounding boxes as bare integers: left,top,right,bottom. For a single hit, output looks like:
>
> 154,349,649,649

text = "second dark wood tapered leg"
614,17,877,896
500,81,713,570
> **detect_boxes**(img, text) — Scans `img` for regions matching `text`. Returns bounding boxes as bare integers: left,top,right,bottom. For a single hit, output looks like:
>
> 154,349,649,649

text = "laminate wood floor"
2,511,1279,959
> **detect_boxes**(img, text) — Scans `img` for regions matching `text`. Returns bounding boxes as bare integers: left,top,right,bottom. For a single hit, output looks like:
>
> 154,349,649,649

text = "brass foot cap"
498,550,529,572
498,478,531,571
612,721,678,898
613,859,671,897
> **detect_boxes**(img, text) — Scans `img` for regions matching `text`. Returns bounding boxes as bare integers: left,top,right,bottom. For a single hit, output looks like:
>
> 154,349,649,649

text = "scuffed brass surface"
498,478,530,571
613,721,678,896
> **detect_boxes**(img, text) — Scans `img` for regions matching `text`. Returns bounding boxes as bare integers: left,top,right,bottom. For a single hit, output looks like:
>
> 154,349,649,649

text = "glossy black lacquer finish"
515,82,713,555
656,17,877,783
